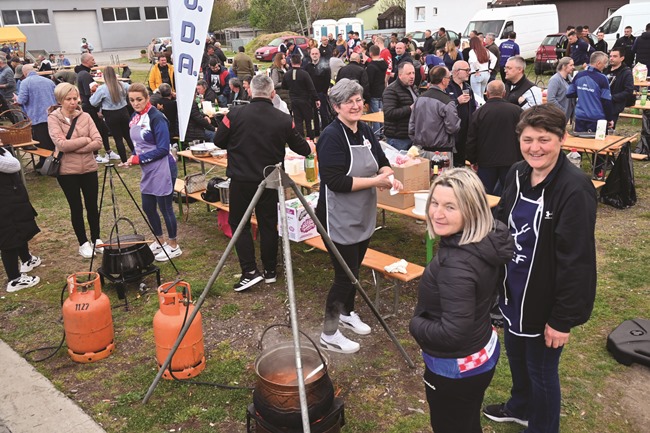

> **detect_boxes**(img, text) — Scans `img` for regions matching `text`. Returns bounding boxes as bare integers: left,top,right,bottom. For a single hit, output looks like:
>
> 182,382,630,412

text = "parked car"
412,30,460,50
255,36,309,61
153,36,171,52
534,33,564,75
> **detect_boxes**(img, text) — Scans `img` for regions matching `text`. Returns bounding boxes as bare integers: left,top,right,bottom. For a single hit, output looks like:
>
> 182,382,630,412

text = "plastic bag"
636,110,650,157
600,144,637,209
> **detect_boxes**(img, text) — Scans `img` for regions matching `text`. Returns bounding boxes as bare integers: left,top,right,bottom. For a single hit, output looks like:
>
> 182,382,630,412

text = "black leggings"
57,172,101,246
82,104,111,152
323,238,370,335
1,242,31,281
103,107,135,162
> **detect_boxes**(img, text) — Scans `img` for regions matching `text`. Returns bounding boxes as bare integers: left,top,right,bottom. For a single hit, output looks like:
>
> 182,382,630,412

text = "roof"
378,6,405,19
0,27,27,44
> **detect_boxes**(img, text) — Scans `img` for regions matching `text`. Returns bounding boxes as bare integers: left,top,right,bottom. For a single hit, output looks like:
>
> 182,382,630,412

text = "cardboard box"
377,158,430,209
278,192,319,242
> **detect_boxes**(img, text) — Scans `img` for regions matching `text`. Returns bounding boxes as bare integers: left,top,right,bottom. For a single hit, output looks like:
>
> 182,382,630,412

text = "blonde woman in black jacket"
410,168,513,433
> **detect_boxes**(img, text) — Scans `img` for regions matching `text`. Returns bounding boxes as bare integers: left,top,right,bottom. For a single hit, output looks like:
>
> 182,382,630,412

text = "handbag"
201,176,225,202
184,164,217,194
40,115,80,177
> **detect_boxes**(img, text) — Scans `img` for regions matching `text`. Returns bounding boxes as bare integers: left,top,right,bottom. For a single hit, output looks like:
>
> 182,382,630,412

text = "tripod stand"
92,163,180,308
142,164,415,431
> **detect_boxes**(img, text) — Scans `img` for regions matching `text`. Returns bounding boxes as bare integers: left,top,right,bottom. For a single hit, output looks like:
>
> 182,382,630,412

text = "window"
415,7,425,22
432,7,438,16
101,7,141,22
600,16,621,35
144,6,169,20
1,9,49,25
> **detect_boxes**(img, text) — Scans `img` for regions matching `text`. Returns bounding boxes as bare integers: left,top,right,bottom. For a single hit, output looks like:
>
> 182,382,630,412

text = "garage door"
53,11,102,54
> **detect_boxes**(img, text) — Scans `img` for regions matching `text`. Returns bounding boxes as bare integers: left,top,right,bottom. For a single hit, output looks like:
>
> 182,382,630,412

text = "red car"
534,33,566,75
255,35,309,61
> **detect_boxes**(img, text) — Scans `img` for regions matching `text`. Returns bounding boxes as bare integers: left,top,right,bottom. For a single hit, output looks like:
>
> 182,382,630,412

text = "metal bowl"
189,145,211,157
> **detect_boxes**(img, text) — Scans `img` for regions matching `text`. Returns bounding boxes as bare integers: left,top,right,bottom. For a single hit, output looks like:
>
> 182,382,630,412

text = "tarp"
0,27,27,44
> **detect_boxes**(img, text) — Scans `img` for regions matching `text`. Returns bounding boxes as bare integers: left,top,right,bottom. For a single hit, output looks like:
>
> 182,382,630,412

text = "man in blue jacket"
566,51,612,133
568,31,594,70
498,32,520,81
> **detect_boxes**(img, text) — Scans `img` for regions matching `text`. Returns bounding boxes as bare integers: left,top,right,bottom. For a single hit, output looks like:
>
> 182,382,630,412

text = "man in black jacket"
632,23,650,67
422,30,435,55
305,48,332,136
466,80,523,194
282,54,320,139
383,62,417,150
214,75,314,291
366,45,388,135
336,53,370,102
613,26,636,68
390,42,413,83
604,47,635,128
445,61,477,167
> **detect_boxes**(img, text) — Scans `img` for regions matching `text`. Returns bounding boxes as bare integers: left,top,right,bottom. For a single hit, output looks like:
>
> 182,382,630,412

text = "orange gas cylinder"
153,281,206,380
62,272,115,363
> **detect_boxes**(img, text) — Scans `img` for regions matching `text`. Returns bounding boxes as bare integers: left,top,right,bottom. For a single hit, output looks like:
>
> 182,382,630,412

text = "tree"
210,0,237,31
377,0,406,13
249,0,296,32
311,0,351,21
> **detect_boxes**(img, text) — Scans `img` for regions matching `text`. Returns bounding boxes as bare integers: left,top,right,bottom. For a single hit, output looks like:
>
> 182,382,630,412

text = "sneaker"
233,270,263,292
107,151,121,160
263,269,277,284
7,274,40,293
20,255,41,273
339,311,371,335
94,239,104,254
483,404,529,427
154,244,182,262
79,241,95,258
320,330,360,354
95,154,109,163
149,241,165,255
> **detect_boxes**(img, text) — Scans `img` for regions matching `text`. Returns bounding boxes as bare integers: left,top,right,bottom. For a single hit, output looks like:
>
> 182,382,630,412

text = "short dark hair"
567,31,576,38
369,45,380,56
583,25,590,29
647,23,650,31
238,46,245,52
509,31,517,39
575,26,583,33
439,27,446,33
209,58,219,67
230,77,242,89
354,32,359,36
348,30,354,35
196,79,208,89
517,104,567,140
566,25,575,31
290,54,302,65
429,66,448,85
610,47,625,58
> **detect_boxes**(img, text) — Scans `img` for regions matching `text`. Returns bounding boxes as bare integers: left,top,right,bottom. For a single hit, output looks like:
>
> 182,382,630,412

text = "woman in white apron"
315,79,402,354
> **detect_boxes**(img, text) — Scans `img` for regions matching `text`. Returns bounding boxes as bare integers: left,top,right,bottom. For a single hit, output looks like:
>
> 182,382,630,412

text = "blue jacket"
498,40,520,66
16,71,56,125
566,66,613,123
570,39,593,67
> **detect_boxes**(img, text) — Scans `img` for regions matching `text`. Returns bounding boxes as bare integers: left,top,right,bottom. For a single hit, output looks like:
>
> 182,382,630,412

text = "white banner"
169,0,214,142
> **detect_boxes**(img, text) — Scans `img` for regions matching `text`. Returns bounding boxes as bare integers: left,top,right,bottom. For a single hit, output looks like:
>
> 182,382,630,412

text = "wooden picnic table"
360,111,384,124
2,140,41,186
564,134,637,178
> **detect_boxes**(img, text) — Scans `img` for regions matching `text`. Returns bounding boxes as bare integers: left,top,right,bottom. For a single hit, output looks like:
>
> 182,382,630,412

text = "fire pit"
247,398,345,433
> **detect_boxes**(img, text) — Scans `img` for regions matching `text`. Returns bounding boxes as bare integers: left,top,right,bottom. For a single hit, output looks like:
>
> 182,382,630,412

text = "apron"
325,124,379,245
130,114,173,197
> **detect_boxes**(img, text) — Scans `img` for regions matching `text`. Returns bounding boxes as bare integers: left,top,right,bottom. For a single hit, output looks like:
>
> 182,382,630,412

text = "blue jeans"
503,324,564,433
142,163,178,240
477,166,511,196
386,137,412,151
369,98,382,135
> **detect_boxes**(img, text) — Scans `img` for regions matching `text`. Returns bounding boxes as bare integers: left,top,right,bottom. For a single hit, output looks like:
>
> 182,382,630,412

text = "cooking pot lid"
105,234,146,249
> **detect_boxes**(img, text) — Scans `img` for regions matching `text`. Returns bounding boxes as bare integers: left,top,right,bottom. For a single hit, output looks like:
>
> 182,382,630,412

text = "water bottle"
431,151,441,172
305,154,316,182
567,148,581,168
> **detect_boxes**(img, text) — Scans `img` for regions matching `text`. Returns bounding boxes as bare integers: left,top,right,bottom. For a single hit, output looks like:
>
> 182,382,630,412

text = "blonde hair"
425,168,494,245
54,82,79,104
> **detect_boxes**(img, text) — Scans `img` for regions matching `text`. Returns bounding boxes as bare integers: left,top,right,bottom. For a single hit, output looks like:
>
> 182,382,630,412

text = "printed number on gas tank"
75,303,90,311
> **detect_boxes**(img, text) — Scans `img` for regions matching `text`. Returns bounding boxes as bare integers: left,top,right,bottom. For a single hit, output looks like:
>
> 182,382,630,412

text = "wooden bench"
619,113,643,120
20,147,53,171
592,180,605,190
632,153,648,161
303,235,425,318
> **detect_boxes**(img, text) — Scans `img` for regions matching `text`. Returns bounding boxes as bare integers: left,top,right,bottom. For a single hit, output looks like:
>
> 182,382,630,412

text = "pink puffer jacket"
47,106,102,176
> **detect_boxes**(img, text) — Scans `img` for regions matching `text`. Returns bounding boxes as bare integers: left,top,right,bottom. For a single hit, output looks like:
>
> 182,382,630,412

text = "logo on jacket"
544,211,553,220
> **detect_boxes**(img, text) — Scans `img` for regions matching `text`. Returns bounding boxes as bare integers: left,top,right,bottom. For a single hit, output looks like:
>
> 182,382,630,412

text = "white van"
595,2,650,49
463,5,558,59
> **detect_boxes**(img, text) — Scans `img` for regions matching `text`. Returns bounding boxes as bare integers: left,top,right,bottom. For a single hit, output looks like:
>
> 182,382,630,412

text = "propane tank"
153,281,206,380
62,272,115,363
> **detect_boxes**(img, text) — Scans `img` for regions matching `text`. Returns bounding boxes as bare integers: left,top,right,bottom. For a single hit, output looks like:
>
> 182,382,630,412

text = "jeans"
228,180,279,274
385,137,412,151
2,242,31,281
322,238,370,335
470,71,490,105
204,129,216,142
103,107,135,162
369,98,383,135
503,323,564,433
216,94,228,107
477,166,511,195
424,365,496,433
141,163,178,240
57,171,101,245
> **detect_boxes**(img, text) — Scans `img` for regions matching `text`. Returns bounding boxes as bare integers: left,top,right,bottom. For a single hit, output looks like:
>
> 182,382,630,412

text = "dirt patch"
606,364,650,430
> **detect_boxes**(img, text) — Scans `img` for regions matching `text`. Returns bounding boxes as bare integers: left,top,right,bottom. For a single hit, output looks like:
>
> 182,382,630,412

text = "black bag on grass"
201,177,225,202
600,144,636,209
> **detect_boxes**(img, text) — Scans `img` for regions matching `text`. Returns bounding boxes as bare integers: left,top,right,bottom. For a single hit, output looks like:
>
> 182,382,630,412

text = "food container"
210,149,227,158
217,179,231,205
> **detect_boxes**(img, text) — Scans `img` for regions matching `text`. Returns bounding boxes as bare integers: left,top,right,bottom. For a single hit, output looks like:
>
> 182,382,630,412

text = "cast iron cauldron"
253,324,334,428
101,217,154,275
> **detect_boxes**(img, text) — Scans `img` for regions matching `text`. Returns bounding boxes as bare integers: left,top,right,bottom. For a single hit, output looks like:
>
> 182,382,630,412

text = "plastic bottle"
641,86,647,106
431,164,439,181
440,153,450,170
313,152,319,182
567,148,581,168
431,152,441,172
305,154,316,182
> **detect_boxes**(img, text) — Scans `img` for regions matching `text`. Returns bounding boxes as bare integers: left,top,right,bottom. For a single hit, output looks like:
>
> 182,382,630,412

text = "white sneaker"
107,151,121,160
20,255,41,273
79,241,95,258
149,241,165,255
155,244,182,262
320,330,360,354
95,154,109,163
7,274,40,293
339,311,371,335
94,239,104,254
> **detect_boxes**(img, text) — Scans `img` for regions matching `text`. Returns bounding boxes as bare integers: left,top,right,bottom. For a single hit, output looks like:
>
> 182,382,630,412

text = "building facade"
0,1,172,54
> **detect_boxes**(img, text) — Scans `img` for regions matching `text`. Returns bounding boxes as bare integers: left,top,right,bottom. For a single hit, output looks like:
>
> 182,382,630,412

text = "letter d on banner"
169,0,214,142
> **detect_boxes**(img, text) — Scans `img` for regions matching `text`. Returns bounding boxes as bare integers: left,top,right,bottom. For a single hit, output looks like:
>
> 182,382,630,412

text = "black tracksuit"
282,67,318,139
604,64,634,126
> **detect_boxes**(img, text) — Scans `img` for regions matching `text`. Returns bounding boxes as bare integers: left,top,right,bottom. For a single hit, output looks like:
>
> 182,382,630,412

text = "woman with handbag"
126,83,181,262
0,144,42,292
89,66,134,167
47,82,104,259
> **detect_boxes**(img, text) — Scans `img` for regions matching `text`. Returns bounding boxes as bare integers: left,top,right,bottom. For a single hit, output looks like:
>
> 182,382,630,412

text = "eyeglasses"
341,98,364,106
457,68,471,72
443,76,452,80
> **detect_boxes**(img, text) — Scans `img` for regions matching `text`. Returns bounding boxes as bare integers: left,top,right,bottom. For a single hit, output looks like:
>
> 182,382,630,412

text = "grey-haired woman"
546,56,576,121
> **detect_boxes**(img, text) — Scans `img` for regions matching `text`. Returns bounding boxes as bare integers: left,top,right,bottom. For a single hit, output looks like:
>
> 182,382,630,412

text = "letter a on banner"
169,0,214,142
